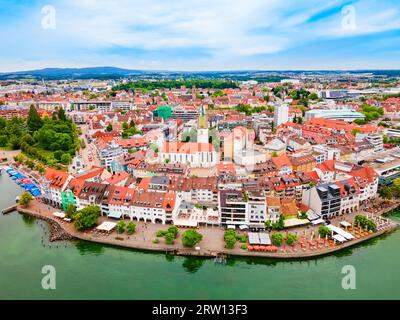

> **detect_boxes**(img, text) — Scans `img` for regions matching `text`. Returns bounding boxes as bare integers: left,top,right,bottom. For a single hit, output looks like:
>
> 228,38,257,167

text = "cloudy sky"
0,0,400,71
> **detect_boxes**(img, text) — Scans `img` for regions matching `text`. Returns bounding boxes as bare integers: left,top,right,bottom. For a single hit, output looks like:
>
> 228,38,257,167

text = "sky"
0,0,400,72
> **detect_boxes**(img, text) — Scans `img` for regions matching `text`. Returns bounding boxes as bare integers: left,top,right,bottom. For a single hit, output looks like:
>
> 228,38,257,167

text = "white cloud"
0,0,400,70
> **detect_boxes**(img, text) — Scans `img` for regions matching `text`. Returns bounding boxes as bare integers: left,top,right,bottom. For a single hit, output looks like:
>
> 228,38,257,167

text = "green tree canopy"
19,192,33,207
271,233,283,246
116,220,126,234
74,205,101,231
181,230,203,247
27,105,43,133
126,222,136,234
318,225,331,238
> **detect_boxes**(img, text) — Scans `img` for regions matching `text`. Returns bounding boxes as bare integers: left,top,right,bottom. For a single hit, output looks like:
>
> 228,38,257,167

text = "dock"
2,204,17,214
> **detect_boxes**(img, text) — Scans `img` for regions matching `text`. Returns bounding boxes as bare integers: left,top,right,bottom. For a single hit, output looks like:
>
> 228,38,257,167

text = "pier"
2,204,17,215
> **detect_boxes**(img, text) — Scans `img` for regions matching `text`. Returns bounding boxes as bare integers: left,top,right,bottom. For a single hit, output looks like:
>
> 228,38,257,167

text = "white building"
160,142,217,168
274,104,289,127
247,191,267,228
98,141,128,170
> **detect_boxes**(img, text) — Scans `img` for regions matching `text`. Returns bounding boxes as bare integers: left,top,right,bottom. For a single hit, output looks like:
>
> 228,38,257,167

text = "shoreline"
16,204,399,260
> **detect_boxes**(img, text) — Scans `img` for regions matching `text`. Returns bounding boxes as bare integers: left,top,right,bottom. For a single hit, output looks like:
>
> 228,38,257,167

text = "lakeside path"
15,199,399,260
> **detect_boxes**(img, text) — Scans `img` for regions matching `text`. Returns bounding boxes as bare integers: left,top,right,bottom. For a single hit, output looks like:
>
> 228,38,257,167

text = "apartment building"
219,189,248,226
302,183,342,219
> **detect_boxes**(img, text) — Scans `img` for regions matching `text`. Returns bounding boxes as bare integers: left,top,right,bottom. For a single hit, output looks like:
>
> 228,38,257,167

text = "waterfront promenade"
15,199,399,260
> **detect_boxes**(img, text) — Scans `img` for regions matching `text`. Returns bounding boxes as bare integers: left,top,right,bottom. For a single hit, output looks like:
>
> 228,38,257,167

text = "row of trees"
156,226,179,245
155,227,203,247
13,154,45,173
116,221,137,235
270,232,298,246
235,104,267,116
265,215,285,231
113,79,239,92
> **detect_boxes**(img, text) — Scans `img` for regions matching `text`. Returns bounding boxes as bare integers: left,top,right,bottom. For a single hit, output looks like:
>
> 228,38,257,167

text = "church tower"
197,105,209,144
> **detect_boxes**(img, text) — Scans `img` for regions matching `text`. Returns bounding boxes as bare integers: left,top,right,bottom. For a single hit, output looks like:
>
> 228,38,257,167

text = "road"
79,124,101,169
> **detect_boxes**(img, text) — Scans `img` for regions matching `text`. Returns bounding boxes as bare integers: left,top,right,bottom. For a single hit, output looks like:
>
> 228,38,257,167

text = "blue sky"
0,0,400,71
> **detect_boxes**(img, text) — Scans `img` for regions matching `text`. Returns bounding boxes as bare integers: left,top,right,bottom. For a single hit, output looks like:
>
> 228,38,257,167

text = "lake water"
0,173,399,300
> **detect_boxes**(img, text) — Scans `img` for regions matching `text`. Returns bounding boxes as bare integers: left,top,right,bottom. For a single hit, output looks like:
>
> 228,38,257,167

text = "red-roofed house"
42,169,73,207
271,155,293,175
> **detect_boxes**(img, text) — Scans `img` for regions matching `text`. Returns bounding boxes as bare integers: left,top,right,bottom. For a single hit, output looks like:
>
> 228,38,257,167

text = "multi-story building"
266,196,281,223
218,189,248,226
302,183,342,219
42,169,73,208
247,191,267,228
98,141,128,170
274,104,289,127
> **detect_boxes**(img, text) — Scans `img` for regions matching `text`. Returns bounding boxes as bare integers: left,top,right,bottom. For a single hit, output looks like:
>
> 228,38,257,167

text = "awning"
227,225,236,230
108,212,123,219
311,218,326,225
332,234,347,243
173,219,198,227
259,233,271,245
327,224,355,240
96,221,117,232
239,225,249,230
248,232,260,245
340,221,352,228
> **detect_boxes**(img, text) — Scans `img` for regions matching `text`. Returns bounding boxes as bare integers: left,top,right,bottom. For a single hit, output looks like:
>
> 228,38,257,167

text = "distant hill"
0,67,147,80
0,67,399,80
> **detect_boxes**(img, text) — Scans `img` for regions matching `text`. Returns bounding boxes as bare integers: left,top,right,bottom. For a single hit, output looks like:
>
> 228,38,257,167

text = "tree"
25,159,35,169
181,230,203,247
224,229,237,249
0,117,6,130
8,135,21,150
19,192,33,207
271,233,283,246
286,233,298,246
65,204,76,219
309,92,318,100
116,220,126,234
391,178,400,197
379,186,393,200
122,122,129,130
74,205,101,231
271,151,278,158
61,153,71,164
106,124,113,132
277,215,285,230
165,232,175,245
27,105,43,132
126,222,136,234
297,117,303,124
224,234,236,249
168,226,179,238
0,135,7,147
14,154,25,163
58,108,67,121
318,226,331,238
265,220,272,230
354,215,377,231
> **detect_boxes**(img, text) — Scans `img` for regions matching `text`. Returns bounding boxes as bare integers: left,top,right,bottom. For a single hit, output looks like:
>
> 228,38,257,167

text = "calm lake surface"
0,173,399,300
